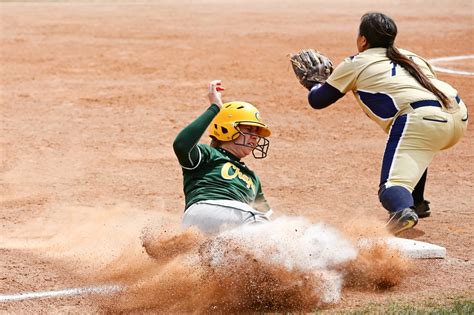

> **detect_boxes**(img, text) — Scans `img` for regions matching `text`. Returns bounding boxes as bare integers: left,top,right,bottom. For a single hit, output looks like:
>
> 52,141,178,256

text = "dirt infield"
1,0,473,312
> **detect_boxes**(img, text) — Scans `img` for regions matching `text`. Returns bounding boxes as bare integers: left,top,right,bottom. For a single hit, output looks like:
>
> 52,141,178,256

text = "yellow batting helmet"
209,102,271,141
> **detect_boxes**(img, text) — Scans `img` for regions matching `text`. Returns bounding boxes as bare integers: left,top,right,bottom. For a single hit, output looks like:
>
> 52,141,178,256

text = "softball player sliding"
307,13,468,234
173,80,273,233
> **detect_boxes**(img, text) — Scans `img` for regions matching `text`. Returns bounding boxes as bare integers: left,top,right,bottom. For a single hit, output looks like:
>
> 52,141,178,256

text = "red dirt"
1,0,473,312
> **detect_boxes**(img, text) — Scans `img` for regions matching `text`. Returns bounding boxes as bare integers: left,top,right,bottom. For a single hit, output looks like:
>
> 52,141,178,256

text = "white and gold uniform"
309,47,468,212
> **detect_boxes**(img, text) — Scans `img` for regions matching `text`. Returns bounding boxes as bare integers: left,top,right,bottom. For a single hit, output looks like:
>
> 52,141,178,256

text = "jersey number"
390,61,397,76
391,57,414,76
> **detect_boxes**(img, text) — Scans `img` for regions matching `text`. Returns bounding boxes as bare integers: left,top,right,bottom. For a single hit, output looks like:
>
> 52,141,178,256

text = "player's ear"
357,35,370,52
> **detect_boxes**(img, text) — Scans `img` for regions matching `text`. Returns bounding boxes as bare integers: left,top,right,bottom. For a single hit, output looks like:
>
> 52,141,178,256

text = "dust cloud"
93,216,411,313
1,203,410,312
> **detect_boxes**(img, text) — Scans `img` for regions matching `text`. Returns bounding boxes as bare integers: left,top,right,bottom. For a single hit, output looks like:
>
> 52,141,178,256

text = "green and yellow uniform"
182,144,268,211
173,104,270,233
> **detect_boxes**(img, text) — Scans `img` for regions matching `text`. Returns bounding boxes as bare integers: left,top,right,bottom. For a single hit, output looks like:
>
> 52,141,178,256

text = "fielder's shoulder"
398,48,418,57
398,48,428,64
345,54,357,61
398,48,436,77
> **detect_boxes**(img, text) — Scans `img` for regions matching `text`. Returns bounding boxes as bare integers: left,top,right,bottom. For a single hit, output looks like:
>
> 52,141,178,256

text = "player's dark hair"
359,12,451,108
210,138,222,148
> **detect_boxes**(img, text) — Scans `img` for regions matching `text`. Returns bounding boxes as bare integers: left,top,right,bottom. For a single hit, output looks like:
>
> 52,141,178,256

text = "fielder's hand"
289,49,334,90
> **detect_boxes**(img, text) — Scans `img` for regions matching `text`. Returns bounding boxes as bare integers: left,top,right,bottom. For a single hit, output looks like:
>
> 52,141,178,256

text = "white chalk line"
0,284,121,302
428,54,474,76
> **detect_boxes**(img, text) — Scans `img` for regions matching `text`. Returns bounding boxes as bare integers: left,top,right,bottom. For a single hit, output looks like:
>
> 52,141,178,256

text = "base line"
428,54,474,76
0,284,121,302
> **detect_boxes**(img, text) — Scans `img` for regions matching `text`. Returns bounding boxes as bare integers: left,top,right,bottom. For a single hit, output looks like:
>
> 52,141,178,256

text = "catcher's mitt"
289,49,333,90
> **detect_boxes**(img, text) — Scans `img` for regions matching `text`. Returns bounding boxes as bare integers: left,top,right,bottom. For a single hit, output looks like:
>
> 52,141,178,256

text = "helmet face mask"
232,126,270,159
252,136,270,159
209,101,271,158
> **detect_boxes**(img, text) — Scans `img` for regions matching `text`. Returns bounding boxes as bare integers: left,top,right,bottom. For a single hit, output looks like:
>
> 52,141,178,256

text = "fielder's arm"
308,83,345,109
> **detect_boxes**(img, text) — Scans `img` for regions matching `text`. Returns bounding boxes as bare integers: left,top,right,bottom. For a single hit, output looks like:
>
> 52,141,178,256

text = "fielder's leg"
378,114,427,234
411,169,431,218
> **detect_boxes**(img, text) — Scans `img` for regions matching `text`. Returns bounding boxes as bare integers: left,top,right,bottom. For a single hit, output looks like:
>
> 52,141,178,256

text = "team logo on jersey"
221,162,256,193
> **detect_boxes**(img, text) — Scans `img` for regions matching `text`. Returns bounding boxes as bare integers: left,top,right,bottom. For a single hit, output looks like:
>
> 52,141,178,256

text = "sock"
379,185,414,213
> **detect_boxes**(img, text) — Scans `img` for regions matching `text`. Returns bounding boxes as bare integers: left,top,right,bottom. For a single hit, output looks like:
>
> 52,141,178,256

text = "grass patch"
327,298,474,314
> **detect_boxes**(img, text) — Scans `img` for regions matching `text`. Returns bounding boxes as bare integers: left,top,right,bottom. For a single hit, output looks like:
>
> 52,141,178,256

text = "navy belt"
411,100,441,109
411,95,461,109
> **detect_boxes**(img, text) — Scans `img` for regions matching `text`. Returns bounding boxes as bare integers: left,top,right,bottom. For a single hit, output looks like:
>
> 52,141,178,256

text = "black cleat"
386,208,419,235
413,200,431,218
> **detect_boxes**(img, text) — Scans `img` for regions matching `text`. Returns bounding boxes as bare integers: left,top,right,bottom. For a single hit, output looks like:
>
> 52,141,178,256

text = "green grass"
320,298,474,315
376,300,471,314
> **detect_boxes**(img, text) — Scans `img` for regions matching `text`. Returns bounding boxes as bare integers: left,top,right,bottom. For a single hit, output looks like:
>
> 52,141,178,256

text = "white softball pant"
182,200,272,234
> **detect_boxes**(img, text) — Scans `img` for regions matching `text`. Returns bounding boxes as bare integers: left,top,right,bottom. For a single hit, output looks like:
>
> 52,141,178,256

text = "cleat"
386,208,419,235
413,200,431,218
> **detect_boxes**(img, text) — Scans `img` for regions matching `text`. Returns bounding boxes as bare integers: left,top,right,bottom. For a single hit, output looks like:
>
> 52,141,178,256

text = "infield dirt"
1,0,473,312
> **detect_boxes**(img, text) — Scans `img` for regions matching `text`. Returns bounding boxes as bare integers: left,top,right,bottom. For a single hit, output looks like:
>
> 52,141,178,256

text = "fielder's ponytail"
385,45,450,107
359,12,451,108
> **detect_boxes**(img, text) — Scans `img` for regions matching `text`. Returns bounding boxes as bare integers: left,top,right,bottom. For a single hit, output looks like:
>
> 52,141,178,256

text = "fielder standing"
291,12,468,234
173,80,273,233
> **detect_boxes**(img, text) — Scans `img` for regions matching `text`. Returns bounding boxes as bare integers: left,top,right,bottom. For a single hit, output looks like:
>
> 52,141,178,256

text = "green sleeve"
173,104,220,169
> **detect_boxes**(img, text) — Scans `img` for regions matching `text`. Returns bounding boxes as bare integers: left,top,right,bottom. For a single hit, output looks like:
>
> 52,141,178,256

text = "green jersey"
173,105,270,211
